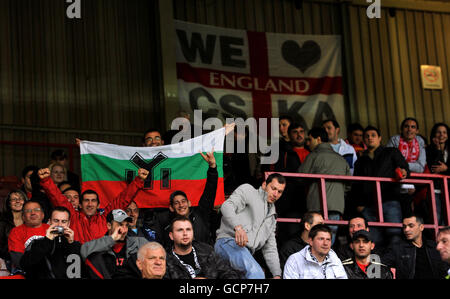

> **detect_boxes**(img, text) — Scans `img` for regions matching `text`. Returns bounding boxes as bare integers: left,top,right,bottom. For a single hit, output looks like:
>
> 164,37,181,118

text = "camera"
52,226,65,235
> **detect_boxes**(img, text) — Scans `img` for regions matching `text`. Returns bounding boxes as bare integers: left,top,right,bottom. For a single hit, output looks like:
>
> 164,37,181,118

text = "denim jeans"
362,201,403,247
328,211,341,246
214,237,265,279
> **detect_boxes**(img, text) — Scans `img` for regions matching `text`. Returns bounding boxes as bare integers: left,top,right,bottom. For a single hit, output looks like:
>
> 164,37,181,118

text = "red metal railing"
265,172,449,237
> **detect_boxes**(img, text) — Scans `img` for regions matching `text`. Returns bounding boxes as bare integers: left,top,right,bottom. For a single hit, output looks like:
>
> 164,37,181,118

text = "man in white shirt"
283,224,347,279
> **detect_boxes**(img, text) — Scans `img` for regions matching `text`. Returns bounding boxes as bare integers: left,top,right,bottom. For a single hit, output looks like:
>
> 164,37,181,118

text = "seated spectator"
50,149,81,191
38,167,149,244
342,230,393,279
283,224,347,279
166,216,242,279
426,123,450,225
156,151,218,246
335,214,384,260
351,125,410,247
114,241,167,279
322,119,358,174
0,190,28,270
81,209,148,279
278,211,324,269
20,206,84,279
382,214,449,279
142,128,164,147
298,127,350,245
215,173,286,279
436,226,450,279
8,200,50,274
48,162,68,186
126,201,163,243
345,122,366,158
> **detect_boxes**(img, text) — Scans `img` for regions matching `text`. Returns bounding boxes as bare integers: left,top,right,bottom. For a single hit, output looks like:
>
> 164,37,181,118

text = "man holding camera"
20,206,84,279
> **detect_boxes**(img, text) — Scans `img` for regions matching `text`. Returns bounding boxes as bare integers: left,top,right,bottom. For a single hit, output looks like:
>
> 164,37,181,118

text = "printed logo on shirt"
24,235,45,250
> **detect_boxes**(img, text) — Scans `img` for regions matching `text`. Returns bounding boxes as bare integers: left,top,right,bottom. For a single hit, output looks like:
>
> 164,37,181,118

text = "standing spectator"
436,226,450,279
279,115,293,143
272,122,310,245
283,224,347,279
48,162,68,186
387,117,427,173
345,123,367,158
382,214,449,279
38,167,149,244
342,230,393,279
298,127,350,245
215,173,286,279
426,123,450,225
351,125,410,247
20,165,38,199
387,118,426,207
8,200,50,274
157,151,218,246
80,209,148,279
0,190,27,269
20,206,83,279
322,119,358,174
142,128,164,147
126,200,163,243
278,211,324,269
50,149,81,191
166,216,242,279
61,187,81,211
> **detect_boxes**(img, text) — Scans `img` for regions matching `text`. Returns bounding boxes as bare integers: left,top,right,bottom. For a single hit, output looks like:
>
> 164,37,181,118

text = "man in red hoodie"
38,167,149,244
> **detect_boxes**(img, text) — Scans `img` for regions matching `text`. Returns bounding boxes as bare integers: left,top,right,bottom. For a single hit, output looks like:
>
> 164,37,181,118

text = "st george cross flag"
80,128,226,209
175,20,345,134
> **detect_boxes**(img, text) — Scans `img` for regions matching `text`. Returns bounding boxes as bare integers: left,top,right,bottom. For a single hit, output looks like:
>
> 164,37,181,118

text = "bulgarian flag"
80,128,226,209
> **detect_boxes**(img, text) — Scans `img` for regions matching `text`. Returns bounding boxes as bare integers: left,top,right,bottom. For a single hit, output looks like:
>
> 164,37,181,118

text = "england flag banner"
175,20,345,133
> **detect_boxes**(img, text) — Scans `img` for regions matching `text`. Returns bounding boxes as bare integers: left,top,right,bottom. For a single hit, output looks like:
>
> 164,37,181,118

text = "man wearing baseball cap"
342,230,393,279
80,209,149,279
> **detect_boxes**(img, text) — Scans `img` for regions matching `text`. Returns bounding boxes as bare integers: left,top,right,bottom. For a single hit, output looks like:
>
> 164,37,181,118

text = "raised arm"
38,168,76,214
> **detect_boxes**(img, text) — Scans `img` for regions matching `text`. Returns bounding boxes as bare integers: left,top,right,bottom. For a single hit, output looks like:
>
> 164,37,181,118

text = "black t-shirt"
414,245,433,279
177,250,204,277
113,242,128,270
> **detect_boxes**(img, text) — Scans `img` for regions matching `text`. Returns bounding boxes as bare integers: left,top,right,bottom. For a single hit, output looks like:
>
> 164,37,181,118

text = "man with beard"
80,209,148,279
166,216,242,279
342,230,392,279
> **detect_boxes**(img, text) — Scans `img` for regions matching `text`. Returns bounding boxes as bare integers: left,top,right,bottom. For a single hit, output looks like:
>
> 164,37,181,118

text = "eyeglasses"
10,197,25,202
23,208,42,213
145,136,161,142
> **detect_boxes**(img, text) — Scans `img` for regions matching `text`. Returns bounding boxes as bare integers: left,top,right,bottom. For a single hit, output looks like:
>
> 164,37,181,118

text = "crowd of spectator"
0,115,449,280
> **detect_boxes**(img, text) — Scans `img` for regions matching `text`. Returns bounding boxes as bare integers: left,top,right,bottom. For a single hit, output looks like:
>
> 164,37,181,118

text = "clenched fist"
137,168,149,181
38,168,51,180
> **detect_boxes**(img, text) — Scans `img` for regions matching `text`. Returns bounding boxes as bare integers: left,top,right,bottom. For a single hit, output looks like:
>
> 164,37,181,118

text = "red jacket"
40,177,144,244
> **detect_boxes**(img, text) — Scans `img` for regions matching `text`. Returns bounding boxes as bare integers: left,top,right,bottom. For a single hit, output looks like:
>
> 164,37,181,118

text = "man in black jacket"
351,125,410,247
157,151,218,247
166,216,242,279
342,230,392,279
20,206,84,279
382,214,449,279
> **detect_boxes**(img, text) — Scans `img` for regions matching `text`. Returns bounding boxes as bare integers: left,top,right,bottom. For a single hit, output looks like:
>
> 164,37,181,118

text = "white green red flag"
80,128,225,209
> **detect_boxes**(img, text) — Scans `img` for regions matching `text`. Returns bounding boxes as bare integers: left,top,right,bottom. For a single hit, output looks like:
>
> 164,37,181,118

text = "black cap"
352,230,373,242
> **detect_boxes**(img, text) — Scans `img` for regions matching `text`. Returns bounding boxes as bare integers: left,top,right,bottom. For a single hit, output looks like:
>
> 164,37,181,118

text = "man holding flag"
38,167,149,244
